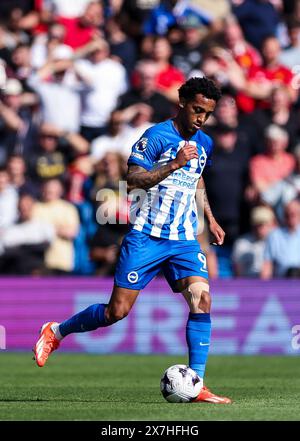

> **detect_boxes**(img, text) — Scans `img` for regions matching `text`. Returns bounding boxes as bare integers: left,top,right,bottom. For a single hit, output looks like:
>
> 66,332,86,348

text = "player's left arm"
197,176,225,246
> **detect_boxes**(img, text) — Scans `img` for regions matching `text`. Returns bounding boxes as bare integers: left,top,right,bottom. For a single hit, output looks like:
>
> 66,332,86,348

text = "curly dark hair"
178,77,222,103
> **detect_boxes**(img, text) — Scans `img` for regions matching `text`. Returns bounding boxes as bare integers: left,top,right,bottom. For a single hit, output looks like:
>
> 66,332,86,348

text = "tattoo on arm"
127,163,179,191
197,176,215,222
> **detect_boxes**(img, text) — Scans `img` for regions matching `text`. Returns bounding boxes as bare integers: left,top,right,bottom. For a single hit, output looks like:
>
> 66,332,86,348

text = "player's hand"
209,218,225,246
173,143,199,168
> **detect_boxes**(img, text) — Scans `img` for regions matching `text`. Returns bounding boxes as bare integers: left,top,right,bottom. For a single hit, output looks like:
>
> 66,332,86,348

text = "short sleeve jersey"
127,119,213,240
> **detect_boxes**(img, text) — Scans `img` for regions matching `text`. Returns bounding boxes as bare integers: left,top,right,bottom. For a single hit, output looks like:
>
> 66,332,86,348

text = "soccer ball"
160,364,203,403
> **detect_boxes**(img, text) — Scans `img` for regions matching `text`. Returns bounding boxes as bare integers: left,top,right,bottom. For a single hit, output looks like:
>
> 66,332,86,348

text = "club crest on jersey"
135,137,148,152
127,271,139,283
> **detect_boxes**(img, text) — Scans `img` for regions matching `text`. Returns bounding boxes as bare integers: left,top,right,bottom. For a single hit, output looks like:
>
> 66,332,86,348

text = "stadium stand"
0,0,299,278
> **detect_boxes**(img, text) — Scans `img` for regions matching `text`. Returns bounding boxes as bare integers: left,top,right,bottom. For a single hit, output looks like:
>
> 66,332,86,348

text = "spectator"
143,0,211,36
197,46,247,93
58,1,104,49
232,0,280,50
27,122,88,184
0,193,55,274
232,205,276,277
89,152,127,199
106,15,137,77
151,36,185,103
120,0,161,38
0,78,38,164
31,23,66,69
0,24,13,65
0,0,299,278
32,178,80,273
222,16,262,74
28,44,81,132
117,103,154,154
117,59,174,123
48,0,92,19
90,110,135,162
11,43,33,84
0,166,19,228
66,155,93,204
191,0,230,32
91,102,154,162
74,38,128,141
205,88,257,155
6,154,26,190
89,151,129,275
256,143,300,220
204,123,250,246
248,124,296,204
5,7,32,46
250,85,299,152
171,11,209,77
237,35,296,113
261,199,300,278
4,0,64,36
89,216,127,276
6,153,37,196
279,18,300,69
0,1,33,19
283,144,300,201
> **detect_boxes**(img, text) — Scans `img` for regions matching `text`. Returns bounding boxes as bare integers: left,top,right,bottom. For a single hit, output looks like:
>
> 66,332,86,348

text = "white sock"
51,323,63,341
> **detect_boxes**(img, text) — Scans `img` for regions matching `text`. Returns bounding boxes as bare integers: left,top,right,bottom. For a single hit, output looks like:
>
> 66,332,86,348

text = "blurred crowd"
0,0,300,278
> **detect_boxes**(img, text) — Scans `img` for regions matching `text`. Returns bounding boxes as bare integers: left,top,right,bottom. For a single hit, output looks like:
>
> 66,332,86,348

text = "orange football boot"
193,386,232,404
33,322,60,367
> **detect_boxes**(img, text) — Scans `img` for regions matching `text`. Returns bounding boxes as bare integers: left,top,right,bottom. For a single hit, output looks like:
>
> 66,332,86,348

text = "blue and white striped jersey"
127,119,213,240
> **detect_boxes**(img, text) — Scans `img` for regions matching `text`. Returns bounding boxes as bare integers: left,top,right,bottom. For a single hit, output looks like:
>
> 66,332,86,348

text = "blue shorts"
114,229,208,292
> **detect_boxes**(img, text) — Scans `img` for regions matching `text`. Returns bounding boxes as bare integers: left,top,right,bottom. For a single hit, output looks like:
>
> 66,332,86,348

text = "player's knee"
182,282,210,313
199,291,211,313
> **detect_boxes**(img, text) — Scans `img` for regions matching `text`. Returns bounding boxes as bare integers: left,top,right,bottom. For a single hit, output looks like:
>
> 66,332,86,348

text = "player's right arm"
127,144,198,191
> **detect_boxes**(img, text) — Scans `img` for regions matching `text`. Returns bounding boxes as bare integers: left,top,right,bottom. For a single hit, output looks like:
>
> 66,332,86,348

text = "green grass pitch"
1,353,300,421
